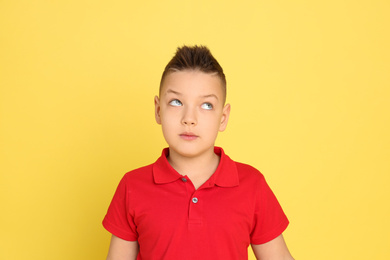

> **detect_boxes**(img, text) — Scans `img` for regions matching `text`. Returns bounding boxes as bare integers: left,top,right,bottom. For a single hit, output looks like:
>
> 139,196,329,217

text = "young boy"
103,45,294,260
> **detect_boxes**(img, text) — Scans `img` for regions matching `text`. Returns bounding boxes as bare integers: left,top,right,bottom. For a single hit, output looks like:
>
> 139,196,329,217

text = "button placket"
188,190,202,224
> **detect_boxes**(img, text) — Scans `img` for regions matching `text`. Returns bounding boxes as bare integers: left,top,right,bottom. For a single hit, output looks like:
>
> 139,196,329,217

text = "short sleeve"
250,174,289,244
102,173,138,241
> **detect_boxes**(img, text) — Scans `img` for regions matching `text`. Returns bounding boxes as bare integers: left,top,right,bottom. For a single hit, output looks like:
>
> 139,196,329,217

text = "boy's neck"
167,147,220,189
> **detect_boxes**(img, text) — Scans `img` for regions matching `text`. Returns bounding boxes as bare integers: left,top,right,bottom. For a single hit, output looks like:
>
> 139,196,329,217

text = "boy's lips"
179,132,198,140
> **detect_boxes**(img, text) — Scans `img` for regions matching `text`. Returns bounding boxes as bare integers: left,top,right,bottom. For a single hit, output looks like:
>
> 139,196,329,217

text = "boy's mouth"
179,132,198,140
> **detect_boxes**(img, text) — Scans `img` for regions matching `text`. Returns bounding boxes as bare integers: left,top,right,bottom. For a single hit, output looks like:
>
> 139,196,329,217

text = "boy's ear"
219,103,231,132
154,96,162,125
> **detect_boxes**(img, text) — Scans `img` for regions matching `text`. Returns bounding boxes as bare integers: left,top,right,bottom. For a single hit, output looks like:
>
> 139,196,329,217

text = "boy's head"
160,45,227,104
155,45,230,158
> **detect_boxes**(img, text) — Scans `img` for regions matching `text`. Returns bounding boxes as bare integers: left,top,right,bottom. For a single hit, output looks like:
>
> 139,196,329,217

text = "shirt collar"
152,147,239,187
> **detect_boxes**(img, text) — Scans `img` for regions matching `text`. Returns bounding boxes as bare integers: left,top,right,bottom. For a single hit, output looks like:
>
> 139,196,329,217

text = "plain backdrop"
1,0,389,259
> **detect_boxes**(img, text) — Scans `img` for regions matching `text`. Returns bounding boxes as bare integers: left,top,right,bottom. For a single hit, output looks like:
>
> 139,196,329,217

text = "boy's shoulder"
233,160,266,182
120,163,155,184
234,159,261,172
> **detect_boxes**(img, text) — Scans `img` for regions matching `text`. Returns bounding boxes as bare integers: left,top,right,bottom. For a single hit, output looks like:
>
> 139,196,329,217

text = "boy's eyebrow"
165,89,182,95
202,94,218,100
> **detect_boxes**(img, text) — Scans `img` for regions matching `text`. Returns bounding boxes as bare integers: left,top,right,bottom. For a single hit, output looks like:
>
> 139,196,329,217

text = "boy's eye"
169,99,183,106
201,103,213,110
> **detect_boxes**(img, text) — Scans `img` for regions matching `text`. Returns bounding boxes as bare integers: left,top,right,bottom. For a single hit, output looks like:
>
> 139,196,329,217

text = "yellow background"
1,0,389,259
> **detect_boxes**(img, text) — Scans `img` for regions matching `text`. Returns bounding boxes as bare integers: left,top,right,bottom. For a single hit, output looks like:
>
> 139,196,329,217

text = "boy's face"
155,70,230,159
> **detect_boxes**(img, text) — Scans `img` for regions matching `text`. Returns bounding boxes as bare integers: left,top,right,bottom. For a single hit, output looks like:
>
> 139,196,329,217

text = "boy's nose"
181,108,197,126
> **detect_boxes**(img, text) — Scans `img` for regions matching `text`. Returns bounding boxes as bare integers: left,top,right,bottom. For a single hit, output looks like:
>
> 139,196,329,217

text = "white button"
192,197,198,204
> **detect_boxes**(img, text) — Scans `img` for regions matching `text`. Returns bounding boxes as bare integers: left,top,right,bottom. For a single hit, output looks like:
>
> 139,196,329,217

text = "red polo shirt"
103,147,289,259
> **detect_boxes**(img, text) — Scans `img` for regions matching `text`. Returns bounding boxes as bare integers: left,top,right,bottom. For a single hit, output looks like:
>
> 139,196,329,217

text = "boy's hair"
160,45,227,103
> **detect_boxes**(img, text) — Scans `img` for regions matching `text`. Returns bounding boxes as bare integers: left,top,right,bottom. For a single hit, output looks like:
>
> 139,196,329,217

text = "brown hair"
160,45,227,103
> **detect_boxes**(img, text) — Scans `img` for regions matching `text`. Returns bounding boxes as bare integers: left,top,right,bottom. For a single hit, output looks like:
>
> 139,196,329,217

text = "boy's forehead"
160,70,225,97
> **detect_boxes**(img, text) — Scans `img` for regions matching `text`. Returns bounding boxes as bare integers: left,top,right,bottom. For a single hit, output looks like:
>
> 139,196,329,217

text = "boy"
103,45,294,260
